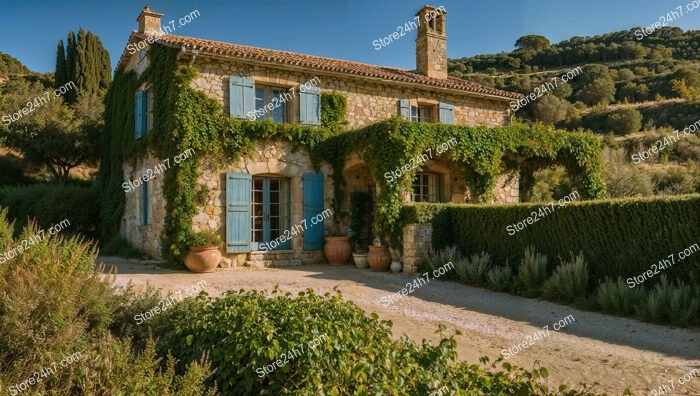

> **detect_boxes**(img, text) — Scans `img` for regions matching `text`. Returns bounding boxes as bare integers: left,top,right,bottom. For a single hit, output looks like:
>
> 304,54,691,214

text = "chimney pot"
137,5,164,35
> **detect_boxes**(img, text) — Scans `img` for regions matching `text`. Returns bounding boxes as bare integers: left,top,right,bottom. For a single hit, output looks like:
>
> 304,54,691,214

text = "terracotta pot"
352,252,369,269
184,246,221,273
324,237,351,265
390,260,402,273
367,246,391,272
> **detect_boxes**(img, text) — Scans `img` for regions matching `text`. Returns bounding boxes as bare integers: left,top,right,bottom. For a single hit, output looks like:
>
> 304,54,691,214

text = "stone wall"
122,153,166,258
188,57,512,129
490,171,520,204
402,223,433,273
194,139,330,268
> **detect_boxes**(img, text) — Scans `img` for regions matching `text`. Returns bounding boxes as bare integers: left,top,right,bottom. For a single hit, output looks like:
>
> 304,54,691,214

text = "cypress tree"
65,31,78,103
75,28,88,99
54,40,67,90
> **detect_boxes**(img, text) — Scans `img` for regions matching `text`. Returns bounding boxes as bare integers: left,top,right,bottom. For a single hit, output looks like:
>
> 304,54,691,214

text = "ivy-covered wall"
101,43,606,267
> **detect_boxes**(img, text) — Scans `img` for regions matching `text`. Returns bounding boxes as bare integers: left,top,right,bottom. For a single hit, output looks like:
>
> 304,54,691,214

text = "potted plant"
350,191,371,269
324,227,352,265
367,237,391,272
184,230,222,273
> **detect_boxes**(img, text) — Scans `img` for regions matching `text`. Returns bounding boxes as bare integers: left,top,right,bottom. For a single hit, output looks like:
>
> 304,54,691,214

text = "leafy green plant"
455,252,491,284
596,278,646,316
187,230,222,248
518,246,549,296
542,252,589,304
636,276,699,326
487,265,514,292
0,209,215,394
419,246,464,279
158,287,609,395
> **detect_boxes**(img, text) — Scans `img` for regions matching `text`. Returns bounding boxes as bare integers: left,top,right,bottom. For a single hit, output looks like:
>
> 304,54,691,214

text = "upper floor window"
412,172,439,203
254,85,287,123
411,105,432,123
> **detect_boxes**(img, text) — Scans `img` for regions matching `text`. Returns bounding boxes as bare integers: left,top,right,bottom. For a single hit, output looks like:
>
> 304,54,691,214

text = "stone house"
116,5,523,270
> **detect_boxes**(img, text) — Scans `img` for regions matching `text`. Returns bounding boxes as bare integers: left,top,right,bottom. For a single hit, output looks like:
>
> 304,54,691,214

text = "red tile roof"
118,32,523,100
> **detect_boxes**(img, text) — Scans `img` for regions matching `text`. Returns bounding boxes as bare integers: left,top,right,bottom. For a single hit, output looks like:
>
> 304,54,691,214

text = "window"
412,173,439,203
141,182,150,225
411,105,432,122
255,85,287,123
146,88,153,131
251,176,290,250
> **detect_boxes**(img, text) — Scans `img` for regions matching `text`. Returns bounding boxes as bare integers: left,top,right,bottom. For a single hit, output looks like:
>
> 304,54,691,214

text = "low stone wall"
401,223,433,273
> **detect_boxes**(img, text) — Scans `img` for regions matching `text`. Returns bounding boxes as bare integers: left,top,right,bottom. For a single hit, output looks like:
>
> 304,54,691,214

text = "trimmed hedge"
0,183,98,237
401,194,700,287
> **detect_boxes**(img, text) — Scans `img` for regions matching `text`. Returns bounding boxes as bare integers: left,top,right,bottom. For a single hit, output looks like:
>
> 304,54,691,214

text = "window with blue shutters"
229,76,255,119
299,85,321,125
438,102,455,124
226,172,251,253
303,173,324,250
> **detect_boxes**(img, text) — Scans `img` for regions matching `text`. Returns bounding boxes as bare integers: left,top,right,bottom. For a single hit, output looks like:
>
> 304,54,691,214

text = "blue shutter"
439,102,455,124
141,182,149,225
226,172,251,253
229,76,255,119
299,85,321,125
399,99,410,120
142,90,149,135
303,173,324,250
134,90,144,139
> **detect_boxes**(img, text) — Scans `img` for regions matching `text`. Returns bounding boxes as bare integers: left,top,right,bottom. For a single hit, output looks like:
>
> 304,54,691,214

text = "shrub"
158,287,607,395
459,252,491,284
0,183,98,237
606,108,643,135
417,195,699,289
487,265,513,292
187,230,222,248
636,276,699,326
596,278,646,316
0,210,216,394
518,247,548,296
542,253,589,304
422,245,461,280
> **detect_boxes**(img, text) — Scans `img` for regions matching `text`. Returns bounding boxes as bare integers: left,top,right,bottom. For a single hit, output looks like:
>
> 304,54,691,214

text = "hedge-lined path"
102,257,700,395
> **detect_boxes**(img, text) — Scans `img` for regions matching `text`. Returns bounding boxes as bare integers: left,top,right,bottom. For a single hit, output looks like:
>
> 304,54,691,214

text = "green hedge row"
401,195,700,287
0,183,98,238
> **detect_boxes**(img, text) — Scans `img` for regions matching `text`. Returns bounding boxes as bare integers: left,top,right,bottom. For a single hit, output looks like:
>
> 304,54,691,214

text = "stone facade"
122,153,167,258
193,140,330,267
415,6,448,79
187,58,511,130
402,223,433,273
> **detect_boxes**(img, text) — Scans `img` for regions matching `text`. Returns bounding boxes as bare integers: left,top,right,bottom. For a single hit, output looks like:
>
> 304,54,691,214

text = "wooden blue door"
303,173,324,250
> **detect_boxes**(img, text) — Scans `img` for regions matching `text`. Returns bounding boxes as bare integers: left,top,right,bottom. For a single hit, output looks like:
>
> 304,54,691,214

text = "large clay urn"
184,246,221,273
324,237,351,265
367,246,391,271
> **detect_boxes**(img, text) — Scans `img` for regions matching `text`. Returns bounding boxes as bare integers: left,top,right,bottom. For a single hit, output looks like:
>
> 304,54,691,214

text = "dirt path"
102,257,700,395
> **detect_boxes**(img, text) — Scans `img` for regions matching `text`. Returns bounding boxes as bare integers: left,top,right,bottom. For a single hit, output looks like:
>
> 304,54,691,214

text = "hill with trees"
448,27,700,200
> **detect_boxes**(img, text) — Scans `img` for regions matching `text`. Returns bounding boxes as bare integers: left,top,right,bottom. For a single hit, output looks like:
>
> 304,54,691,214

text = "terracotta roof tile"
118,32,523,100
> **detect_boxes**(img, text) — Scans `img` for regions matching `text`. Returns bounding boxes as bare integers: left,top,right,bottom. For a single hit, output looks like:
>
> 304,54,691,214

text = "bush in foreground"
0,208,216,394
157,287,609,395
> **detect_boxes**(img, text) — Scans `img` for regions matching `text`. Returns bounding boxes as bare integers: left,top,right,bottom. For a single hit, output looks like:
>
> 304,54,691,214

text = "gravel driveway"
102,257,700,395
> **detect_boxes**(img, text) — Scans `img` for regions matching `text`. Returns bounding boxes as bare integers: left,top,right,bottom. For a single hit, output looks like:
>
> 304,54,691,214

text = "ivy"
100,43,604,266
315,119,606,248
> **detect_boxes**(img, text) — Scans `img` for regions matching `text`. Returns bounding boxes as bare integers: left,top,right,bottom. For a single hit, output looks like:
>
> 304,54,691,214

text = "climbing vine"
100,43,604,266
314,118,606,248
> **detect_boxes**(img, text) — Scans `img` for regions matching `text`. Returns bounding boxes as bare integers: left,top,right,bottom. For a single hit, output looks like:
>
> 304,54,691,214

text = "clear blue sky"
1,0,698,74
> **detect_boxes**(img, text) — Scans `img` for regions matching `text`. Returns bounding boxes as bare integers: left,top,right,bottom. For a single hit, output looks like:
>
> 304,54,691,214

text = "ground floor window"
251,176,290,250
412,172,439,202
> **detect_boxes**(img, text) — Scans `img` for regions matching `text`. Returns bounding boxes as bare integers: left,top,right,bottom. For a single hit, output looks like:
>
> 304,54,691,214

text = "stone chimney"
415,5,447,79
137,5,163,35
